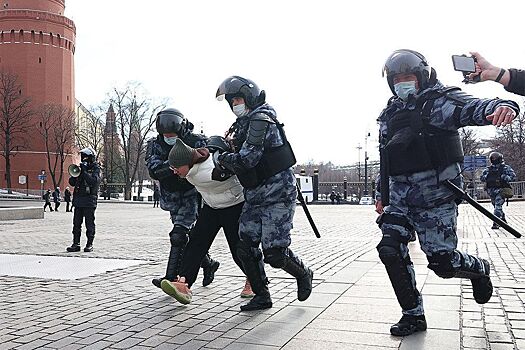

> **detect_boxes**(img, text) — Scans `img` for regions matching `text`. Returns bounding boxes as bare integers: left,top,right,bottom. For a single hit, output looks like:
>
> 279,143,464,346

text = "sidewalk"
0,201,524,349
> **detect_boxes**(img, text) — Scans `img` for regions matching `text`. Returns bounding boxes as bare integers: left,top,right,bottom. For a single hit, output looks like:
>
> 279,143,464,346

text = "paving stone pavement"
1,200,525,349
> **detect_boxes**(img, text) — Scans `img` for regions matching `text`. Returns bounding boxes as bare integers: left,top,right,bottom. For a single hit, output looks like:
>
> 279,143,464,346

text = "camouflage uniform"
378,81,519,317
219,103,313,302
480,163,517,221
146,134,206,229
219,104,297,250
146,133,215,283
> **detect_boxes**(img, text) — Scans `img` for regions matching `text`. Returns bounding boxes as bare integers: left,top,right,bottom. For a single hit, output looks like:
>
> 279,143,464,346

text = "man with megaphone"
66,147,101,252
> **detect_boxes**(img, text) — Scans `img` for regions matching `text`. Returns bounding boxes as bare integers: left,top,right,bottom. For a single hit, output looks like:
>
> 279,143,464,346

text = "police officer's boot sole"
202,260,220,287
390,315,427,337
66,245,81,252
240,294,273,311
472,260,493,304
152,277,164,289
297,268,314,302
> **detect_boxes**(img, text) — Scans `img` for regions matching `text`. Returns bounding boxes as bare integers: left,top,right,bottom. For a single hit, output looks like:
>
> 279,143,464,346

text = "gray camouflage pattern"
145,134,206,229
220,104,297,248
480,164,517,219
378,81,519,316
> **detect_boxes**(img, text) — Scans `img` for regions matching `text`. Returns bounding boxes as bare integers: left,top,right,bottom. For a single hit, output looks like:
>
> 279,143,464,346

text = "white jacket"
186,156,244,209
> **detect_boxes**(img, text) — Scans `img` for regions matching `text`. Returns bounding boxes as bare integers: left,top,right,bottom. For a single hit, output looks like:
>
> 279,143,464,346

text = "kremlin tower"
0,0,76,190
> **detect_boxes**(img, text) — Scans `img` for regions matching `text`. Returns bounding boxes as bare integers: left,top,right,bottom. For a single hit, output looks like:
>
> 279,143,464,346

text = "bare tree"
489,109,525,180
460,127,483,155
75,104,105,158
38,104,76,188
110,83,164,200
0,70,33,193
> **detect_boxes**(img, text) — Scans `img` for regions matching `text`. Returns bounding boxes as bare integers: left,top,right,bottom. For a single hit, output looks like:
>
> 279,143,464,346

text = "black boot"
153,245,185,289
471,259,493,304
390,314,427,336
238,243,272,311
201,254,220,287
84,237,94,252
281,249,314,301
66,243,80,252
491,223,500,229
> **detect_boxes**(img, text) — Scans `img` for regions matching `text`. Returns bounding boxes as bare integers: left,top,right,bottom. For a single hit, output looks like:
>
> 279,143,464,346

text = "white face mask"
164,136,178,145
232,103,249,117
394,81,418,101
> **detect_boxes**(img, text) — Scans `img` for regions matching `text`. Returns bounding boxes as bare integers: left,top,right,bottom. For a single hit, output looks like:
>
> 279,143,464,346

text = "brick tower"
0,0,75,190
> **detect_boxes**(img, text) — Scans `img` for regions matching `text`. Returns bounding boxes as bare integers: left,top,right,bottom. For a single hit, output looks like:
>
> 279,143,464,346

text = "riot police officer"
145,108,219,289
66,147,101,252
377,49,519,336
480,152,517,229
215,76,313,311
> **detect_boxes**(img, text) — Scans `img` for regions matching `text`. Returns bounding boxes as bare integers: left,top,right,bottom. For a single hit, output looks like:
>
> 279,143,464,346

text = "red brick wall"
0,0,76,190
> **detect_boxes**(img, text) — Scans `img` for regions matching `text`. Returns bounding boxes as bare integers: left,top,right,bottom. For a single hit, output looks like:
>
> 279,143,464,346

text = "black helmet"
489,152,504,165
382,49,436,95
80,147,96,162
156,108,188,136
216,76,266,110
206,135,232,153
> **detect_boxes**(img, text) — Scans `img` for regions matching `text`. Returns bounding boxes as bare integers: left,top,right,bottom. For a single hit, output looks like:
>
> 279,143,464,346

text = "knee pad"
263,247,288,268
169,225,189,247
427,252,455,279
377,245,401,266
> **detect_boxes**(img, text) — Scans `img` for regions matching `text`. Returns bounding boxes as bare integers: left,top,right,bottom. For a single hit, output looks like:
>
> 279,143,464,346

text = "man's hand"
375,200,384,214
486,106,516,127
468,52,510,86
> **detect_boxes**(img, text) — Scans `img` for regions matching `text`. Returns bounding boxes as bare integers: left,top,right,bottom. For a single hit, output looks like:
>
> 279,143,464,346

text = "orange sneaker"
161,279,192,304
240,278,255,298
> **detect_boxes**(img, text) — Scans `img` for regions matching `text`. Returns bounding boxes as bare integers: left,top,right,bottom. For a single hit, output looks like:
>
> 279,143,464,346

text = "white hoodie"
185,155,244,209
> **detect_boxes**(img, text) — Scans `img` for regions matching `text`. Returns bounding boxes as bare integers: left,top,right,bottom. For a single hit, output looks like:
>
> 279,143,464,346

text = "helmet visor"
216,76,248,101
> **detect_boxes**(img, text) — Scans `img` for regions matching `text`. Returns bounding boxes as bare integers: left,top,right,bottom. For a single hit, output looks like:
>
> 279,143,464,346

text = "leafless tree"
0,70,33,193
109,83,165,200
38,104,76,188
460,127,483,155
75,104,105,159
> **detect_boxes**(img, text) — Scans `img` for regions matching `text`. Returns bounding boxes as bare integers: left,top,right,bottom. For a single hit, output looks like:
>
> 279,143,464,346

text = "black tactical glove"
153,161,174,180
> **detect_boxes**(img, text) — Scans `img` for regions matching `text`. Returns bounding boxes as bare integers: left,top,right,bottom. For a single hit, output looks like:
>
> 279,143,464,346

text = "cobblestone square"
1,200,525,349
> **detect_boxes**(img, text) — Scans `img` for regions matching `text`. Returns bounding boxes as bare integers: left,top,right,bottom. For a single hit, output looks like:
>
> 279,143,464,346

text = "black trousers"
66,201,71,212
72,207,96,244
44,202,53,212
180,202,245,287
54,201,60,211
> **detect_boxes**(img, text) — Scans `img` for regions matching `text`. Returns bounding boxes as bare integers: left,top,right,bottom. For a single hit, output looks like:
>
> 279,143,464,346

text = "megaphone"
68,164,81,177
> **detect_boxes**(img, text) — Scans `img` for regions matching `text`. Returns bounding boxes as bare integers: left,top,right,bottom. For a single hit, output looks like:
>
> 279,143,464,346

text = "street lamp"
364,132,370,196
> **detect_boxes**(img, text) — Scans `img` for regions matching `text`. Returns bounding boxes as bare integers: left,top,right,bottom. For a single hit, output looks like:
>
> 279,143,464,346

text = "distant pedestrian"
153,183,160,208
52,187,61,212
330,191,336,204
64,187,72,212
480,152,517,229
336,192,341,204
43,189,53,212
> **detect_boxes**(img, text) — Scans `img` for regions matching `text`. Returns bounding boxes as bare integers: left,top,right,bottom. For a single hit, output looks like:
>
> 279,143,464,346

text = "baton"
296,182,321,238
444,180,521,238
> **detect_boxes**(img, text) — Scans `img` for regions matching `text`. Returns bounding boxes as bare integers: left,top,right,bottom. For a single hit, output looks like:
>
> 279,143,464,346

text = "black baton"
296,182,321,238
444,180,521,238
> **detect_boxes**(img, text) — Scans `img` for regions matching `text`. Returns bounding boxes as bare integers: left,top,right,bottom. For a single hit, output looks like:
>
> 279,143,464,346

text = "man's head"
80,147,96,162
216,76,265,116
489,151,504,165
383,49,437,100
168,138,195,178
156,108,190,143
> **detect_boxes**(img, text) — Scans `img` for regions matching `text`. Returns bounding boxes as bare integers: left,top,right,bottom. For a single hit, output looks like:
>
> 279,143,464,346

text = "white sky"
66,0,525,166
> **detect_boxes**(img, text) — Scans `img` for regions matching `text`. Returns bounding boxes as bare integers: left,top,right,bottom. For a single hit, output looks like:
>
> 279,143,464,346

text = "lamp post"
364,132,370,196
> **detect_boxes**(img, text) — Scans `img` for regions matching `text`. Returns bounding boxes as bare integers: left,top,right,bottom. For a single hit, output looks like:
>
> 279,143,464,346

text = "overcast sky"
66,0,525,166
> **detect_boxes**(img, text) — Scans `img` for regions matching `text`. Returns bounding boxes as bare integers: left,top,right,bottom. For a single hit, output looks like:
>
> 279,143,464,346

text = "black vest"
230,114,296,189
384,93,464,176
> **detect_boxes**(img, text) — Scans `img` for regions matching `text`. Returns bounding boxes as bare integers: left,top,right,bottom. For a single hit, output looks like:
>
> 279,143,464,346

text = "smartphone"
452,55,476,73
